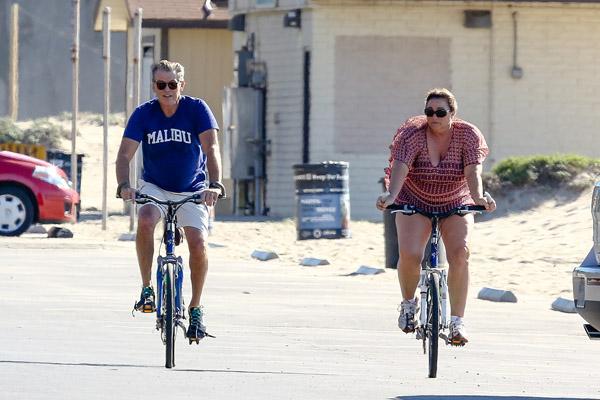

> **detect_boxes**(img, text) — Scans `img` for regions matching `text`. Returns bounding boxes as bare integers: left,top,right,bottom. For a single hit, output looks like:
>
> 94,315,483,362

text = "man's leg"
133,204,161,312
184,226,209,341
184,226,208,308
136,205,161,286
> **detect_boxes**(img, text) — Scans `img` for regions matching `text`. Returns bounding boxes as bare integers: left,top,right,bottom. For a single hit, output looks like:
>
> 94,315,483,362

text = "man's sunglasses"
424,107,449,118
154,80,179,90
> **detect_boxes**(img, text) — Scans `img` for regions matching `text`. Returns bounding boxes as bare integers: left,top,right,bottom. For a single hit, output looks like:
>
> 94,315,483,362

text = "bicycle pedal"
448,335,468,346
439,333,449,344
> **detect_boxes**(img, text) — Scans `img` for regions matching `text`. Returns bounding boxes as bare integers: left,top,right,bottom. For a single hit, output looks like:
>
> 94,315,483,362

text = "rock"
251,250,278,261
300,257,330,267
26,224,47,234
477,287,518,303
551,297,576,313
118,232,136,241
347,266,385,276
47,226,73,238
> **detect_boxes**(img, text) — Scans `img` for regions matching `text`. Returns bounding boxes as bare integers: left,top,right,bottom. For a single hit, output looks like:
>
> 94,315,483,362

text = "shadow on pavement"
391,396,591,400
0,359,333,375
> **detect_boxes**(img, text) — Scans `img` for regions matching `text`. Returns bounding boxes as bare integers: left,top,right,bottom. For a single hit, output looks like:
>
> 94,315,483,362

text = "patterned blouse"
385,115,489,213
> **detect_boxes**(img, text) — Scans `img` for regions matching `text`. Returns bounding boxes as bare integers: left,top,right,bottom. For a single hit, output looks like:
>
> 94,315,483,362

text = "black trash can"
46,150,84,194
380,178,399,269
293,162,350,240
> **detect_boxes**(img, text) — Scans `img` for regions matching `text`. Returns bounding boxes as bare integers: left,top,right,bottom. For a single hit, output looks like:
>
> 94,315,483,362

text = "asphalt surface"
1,241,599,399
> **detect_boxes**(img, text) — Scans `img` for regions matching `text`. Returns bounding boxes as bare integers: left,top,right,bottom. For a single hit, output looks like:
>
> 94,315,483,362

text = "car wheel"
0,186,34,236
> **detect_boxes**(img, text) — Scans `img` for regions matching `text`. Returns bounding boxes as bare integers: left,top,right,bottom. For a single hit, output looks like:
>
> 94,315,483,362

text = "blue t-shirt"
123,96,219,192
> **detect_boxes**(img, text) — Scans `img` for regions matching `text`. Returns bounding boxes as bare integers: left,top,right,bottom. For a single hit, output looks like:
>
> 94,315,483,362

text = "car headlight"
32,165,71,190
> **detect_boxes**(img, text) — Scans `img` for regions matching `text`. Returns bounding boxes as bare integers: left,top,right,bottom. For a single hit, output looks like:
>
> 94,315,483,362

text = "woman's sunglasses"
424,107,449,118
154,80,179,90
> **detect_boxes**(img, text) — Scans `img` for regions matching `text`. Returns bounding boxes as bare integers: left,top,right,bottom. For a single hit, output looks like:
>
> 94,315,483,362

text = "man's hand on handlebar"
198,188,221,207
118,186,136,201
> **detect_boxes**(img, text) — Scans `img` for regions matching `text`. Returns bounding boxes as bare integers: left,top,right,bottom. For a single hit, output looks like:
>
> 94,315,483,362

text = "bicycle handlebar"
387,204,486,218
134,192,204,206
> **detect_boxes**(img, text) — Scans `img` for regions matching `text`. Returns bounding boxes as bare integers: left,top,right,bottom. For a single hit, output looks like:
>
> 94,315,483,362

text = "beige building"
94,0,233,123
229,0,600,219
94,0,235,212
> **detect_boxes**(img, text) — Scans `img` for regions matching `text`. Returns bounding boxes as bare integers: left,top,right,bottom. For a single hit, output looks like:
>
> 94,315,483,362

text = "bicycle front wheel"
164,263,176,368
427,273,440,378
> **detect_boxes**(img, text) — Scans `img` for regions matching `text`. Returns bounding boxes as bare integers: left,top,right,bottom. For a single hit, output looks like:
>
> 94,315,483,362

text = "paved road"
1,241,599,399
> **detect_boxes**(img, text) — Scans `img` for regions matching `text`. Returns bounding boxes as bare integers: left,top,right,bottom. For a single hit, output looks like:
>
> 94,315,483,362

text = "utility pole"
8,3,19,121
129,8,143,232
102,7,111,230
71,0,80,195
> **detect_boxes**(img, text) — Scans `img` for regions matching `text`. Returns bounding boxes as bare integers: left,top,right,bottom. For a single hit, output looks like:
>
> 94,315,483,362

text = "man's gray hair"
151,59,185,81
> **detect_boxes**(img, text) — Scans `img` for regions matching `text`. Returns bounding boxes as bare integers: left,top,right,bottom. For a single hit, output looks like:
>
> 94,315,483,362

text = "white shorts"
137,179,210,234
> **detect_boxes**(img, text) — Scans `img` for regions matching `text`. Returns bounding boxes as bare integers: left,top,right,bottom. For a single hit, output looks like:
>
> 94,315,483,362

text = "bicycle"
388,203,485,378
134,191,218,369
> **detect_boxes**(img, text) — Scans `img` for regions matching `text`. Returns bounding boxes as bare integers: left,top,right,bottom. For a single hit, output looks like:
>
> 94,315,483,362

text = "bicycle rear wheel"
164,263,176,368
427,273,440,378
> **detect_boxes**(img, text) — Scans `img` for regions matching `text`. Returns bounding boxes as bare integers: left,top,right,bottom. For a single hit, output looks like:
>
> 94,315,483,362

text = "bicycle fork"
156,256,187,335
417,268,449,340
418,269,429,334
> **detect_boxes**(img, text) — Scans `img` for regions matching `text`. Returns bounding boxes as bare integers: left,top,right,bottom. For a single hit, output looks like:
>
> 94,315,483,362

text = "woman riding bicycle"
376,88,496,346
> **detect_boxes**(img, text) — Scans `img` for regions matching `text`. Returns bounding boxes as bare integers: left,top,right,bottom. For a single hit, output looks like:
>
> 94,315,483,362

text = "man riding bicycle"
376,88,496,346
116,59,224,342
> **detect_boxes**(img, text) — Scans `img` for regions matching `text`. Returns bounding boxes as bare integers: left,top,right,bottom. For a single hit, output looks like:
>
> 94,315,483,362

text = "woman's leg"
395,213,431,300
439,214,474,317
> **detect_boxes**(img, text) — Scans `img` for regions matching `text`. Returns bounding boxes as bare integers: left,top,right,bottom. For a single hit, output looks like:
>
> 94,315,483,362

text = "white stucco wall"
232,1,600,220
310,2,492,219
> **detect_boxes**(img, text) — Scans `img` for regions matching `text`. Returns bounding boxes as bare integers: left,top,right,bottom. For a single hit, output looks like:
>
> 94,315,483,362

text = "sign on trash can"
293,162,350,240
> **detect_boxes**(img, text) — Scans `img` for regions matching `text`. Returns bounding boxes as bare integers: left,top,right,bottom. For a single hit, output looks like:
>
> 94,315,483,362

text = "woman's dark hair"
425,88,457,113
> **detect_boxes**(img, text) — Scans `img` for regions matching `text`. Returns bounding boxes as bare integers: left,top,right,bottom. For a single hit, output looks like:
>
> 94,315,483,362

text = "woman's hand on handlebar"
376,191,396,211
472,192,496,212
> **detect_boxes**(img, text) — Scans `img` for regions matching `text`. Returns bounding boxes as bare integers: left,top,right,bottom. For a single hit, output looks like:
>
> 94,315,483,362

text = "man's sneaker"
187,306,207,343
398,298,419,333
449,317,469,346
133,286,156,313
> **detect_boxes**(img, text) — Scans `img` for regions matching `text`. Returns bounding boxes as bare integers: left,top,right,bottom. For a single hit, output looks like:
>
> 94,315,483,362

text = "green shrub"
0,117,23,143
492,154,600,187
20,118,70,148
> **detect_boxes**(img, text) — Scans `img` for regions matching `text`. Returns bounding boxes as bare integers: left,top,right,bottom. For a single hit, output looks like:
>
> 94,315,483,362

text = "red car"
0,150,79,236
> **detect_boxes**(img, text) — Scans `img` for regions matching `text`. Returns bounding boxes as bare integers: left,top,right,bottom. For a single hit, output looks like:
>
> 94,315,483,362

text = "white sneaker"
449,317,468,346
398,299,418,333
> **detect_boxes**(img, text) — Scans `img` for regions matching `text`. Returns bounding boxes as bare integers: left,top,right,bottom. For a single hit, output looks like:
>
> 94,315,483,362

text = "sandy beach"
4,116,596,301
3,117,600,399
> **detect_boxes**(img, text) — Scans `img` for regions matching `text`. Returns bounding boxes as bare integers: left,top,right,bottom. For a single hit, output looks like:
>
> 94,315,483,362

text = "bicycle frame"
417,215,450,333
155,203,185,323
135,192,203,368
390,206,484,329
389,203,485,378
